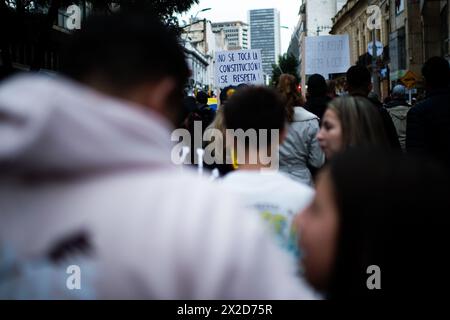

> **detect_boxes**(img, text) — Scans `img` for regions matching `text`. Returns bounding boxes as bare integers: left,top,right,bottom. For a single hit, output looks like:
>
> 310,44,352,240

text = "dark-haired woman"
296,149,450,299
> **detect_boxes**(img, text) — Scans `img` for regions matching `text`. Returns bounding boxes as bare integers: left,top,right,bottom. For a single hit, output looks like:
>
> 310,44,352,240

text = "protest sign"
215,49,264,88
305,35,350,77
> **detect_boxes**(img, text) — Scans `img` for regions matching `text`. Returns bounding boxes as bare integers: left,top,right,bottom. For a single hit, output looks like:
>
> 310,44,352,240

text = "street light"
182,8,212,91
181,8,212,45
191,8,212,22
282,25,300,42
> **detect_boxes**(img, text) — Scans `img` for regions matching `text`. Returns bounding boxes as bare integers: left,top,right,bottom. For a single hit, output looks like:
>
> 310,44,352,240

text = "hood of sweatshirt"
0,74,175,177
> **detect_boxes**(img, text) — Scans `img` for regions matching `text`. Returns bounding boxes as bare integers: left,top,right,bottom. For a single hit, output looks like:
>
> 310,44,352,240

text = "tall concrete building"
306,0,340,36
248,8,281,81
212,21,249,50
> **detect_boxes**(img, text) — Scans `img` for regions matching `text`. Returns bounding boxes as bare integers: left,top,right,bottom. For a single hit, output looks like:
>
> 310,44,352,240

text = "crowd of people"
0,11,450,300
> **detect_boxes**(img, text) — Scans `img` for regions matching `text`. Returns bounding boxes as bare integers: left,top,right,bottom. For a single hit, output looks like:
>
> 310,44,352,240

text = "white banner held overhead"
305,35,351,77
215,49,264,88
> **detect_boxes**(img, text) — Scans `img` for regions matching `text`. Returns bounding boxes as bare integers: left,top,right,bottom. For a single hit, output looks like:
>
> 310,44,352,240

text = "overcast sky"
179,0,302,54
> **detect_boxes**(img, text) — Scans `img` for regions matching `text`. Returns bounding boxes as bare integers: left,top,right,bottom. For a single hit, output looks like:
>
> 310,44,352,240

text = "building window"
395,0,405,15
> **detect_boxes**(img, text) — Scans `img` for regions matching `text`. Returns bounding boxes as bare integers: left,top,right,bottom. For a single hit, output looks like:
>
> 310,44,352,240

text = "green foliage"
0,0,199,72
271,53,300,87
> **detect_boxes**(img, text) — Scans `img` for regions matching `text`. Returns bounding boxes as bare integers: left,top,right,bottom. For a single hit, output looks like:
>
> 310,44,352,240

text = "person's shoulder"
409,98,429,114
122,169,249,225
132,169,235,200
270,171,314,195
220,170,246,184
292,107,319,123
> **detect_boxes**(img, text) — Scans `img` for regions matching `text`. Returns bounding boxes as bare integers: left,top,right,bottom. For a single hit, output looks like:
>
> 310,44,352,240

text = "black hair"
346,65,371,94
307,74,327,97
219,86,235,105
422,56,450,89
196,91,208,105
236,83,249,90
61,11,189,97
223,87,286,147
325,148,450,299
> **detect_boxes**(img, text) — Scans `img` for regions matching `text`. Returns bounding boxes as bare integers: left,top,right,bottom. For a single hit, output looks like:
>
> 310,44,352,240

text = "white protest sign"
215,49,264,88
305,35,351,77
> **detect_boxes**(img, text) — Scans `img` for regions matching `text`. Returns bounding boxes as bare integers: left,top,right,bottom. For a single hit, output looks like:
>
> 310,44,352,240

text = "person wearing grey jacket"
277,74,325,186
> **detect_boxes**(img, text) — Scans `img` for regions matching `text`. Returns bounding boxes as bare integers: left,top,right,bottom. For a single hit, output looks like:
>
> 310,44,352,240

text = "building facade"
330,0,450,99
212,21,249,50
420,0,449,62
182,19,229,91
330,0,391,98
184,41,209,92
248,8,281,82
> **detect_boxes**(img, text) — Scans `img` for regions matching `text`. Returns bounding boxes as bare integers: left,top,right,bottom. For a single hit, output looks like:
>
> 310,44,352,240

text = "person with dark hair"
196,90,208,105
185,90,215,140
345,65,372,97
179,95,197,128
236,83,249,91
277,74,325,186
196,91,215,128
406,56,450,170
0,12,315,299
345,65,401,150
296,148,450,299
219,86,236,106
221,87,316,260
60,12,190,126
304,74,331,120
317,96,389,159
326,80,337,100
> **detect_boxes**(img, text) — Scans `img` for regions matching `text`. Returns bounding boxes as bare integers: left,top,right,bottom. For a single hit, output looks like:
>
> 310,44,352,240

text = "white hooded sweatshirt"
0,75,317,299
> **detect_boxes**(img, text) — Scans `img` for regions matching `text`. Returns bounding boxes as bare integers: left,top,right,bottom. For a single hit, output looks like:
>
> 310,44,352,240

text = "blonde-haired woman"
317,96,389,159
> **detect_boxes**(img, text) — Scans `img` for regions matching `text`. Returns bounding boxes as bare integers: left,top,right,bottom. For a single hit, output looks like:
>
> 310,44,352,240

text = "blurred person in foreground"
277,74,325,186
0,11,316,299
317,96,389,160
296,148,450,299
